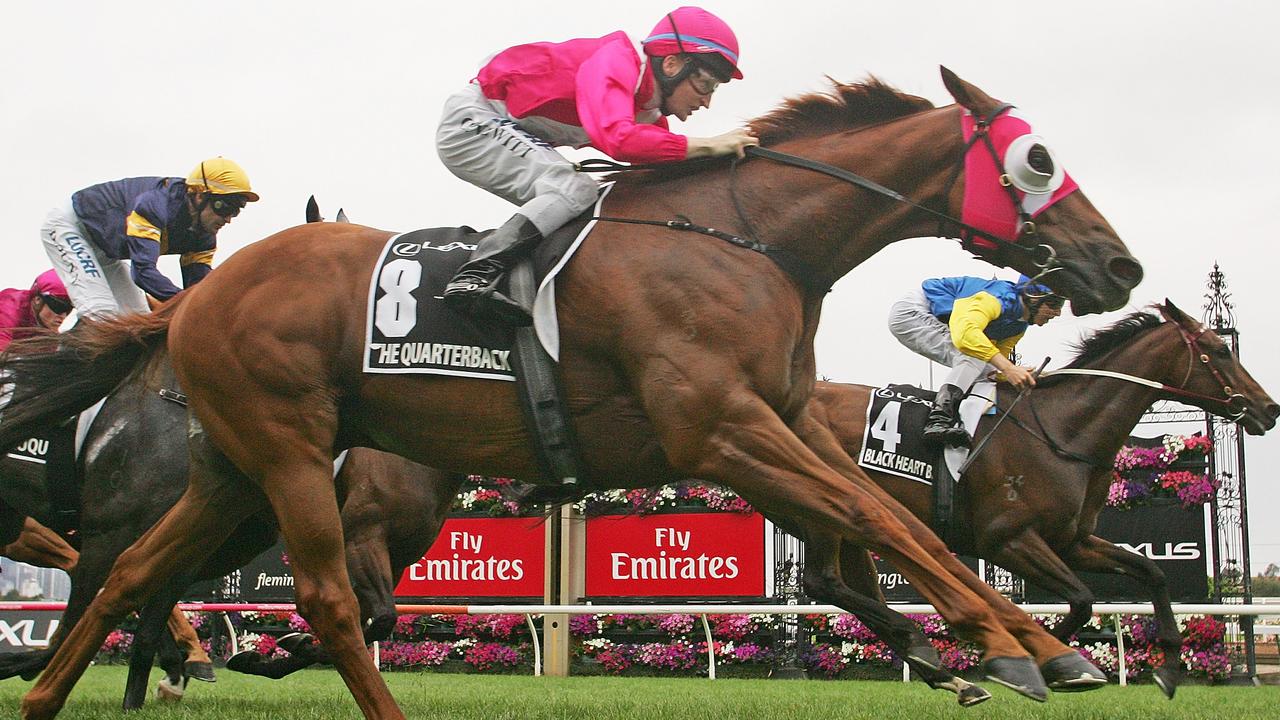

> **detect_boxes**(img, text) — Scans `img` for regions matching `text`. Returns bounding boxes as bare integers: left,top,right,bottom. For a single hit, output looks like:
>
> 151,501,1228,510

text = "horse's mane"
1061,311,1163,370
749,77,935,146
613,78,935,185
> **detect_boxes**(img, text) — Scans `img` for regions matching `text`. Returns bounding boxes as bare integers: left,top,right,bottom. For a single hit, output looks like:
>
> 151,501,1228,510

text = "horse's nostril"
1267,403,1280,420
1107,256,1144,290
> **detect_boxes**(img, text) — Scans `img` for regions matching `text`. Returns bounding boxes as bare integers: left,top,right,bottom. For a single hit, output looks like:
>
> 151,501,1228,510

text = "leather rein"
577,104,1059,293
984,319,1246,468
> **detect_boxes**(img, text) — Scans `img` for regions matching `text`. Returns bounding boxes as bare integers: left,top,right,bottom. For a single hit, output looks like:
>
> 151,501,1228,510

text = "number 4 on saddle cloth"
858,383,997,543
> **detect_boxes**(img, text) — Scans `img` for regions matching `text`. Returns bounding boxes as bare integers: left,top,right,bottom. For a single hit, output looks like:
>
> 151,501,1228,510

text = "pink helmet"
642,6,742,80
31,269,69,303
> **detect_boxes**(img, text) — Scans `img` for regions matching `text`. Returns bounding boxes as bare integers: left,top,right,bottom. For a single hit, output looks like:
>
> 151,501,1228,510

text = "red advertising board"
394,517,545,598
585,513,765,597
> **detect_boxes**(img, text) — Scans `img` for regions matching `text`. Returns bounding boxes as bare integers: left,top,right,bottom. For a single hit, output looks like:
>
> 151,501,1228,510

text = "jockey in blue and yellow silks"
888,274,1065,448
40,158,257,319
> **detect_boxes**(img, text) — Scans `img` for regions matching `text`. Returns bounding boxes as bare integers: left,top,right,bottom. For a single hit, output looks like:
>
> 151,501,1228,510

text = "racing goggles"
209,194,248,218
40,294,72,314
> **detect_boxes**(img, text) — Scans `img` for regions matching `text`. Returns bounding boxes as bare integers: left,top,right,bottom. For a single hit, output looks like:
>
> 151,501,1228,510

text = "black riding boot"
922,384,971,449
443,214,543,327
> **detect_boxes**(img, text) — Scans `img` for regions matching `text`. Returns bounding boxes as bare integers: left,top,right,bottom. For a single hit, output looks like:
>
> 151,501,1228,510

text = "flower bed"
92,608,1231,682
1108,434,1215,509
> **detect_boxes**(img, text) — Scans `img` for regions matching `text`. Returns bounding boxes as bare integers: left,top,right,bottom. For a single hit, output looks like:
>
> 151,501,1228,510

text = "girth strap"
590,215,831,294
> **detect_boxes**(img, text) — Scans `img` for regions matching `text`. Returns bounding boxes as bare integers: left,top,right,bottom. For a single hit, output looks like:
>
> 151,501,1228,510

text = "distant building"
0,557,70,601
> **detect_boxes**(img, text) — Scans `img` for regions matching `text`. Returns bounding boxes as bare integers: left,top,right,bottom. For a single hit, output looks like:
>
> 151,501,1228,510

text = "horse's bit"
997,317,1250,467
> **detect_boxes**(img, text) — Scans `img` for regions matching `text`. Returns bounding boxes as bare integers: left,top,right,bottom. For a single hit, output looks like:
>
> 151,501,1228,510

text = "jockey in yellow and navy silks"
888,274,1065,448
40,158,257,319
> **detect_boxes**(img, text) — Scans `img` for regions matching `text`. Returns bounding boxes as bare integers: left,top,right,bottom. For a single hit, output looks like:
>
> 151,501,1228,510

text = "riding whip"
956,356,1051,476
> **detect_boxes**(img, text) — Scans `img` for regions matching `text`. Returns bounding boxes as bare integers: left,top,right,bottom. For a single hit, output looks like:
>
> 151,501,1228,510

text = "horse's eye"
1028,144,1054,175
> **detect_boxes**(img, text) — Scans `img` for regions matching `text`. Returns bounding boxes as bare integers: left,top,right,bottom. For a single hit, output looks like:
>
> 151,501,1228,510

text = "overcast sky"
4,1,1278,573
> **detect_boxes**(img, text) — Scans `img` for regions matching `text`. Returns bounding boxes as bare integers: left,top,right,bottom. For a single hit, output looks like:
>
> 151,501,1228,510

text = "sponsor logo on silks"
1116,541,1202,561
66,236,102,278
368,342,511,370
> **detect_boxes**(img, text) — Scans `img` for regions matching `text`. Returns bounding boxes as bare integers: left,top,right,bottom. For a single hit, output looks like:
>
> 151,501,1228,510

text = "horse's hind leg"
20,470,264,720
251,457,404,720
1064,535,1183,698
976,528,1108,692
167,607,215,682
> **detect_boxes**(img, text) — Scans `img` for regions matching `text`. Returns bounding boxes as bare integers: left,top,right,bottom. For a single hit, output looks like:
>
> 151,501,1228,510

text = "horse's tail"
0,297,181,449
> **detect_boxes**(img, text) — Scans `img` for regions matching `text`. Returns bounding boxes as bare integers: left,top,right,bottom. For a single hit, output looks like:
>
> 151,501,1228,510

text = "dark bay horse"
0,415,213,695
808,300,1278,697
6,69,1143,719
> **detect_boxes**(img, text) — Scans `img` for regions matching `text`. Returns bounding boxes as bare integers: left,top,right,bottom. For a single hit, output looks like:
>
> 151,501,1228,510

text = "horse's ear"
306,195,322,224
940,66,1000,116
1161,298,1195,327
336,208,350,224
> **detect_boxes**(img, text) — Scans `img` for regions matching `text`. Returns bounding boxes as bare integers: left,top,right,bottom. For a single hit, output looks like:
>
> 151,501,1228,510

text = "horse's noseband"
1171,320,1249,421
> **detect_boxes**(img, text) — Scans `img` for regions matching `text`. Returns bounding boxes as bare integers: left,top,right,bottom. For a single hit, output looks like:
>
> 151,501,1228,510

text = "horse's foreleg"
1064,535,1183,698
977,528,1108,691
20,478,262,720
123,575,197,709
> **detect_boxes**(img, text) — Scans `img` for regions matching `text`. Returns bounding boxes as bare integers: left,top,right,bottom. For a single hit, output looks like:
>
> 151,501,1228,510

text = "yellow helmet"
187,157,259,201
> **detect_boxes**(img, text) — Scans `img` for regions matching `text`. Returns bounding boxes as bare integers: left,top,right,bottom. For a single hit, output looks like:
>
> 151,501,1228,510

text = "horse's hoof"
225,650,263,674
365,614,397,644
1042,651,1108,692
1154,665,1181,699
957,684,992,707
983,656,1048,702
277,631,315,656
185,660,217,683
905,644,943,673
155,675,185,702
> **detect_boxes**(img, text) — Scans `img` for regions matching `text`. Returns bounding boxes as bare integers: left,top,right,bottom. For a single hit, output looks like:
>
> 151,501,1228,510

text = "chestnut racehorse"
6,69,1142,719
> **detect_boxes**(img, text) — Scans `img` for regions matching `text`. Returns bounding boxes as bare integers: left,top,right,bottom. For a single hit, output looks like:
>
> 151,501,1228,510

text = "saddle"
363,211,594,487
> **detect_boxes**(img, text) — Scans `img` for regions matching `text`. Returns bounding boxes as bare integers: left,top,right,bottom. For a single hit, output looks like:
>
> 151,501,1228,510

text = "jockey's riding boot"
922,383,971,449
443,214,543,327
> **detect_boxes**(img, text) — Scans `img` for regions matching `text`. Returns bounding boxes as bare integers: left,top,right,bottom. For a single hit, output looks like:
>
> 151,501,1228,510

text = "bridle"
988,317,1249,468
578,104,1062,293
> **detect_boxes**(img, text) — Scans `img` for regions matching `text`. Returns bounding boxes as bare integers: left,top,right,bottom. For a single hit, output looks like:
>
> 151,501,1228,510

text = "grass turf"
0,666,1276,719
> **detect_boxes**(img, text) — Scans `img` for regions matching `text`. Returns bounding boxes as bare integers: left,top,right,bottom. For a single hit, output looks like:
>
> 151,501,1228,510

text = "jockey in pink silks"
437,6,758,326
0,269,72,351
